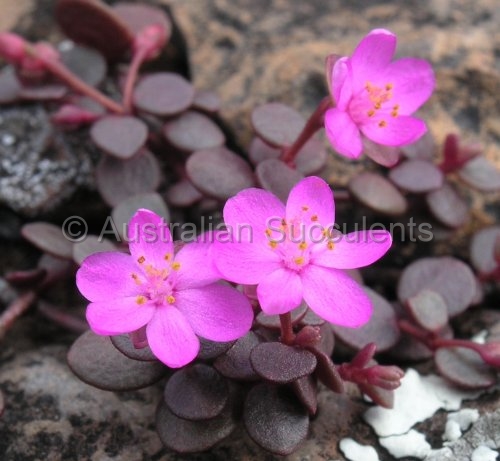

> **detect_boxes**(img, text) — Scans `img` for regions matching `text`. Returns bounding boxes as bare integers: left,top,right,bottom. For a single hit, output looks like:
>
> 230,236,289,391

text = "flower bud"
0,33,27,64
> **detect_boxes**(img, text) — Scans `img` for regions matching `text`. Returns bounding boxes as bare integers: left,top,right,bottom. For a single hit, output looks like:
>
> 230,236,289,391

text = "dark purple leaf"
19,84,68,101
248,137,280,165
389,159,444,193
458,156,500,192
332,287,400,353
110,334,157,362
255,303,308,330
363,137,401,167
133,73,194,116
358,384,394,409
310,348,344,393
197,338,235,361
60,43,107,87
163,111,225,152
406,289,448,332
256,158,304,202
165,179,203,208
400,131,435,160
244,383,309,456
72,236,117,265
164,364,229,420
435,347,496,389
22,222,74,260
252,103,305,147
186,147,256,200
156,400,236,453
91,116,148,159
0,66,20,104
470,226,500,274
398,257,476,317
192,90,221,113
291,375,317,415
250,342,317,384
113,2,171,37
214,331,262,381
67,331,167,391
55,0,133,61
111,192,170,241
294,138,328,175
426,182,469,228
37,253,74,285
349,172,408,215
96,150,161,207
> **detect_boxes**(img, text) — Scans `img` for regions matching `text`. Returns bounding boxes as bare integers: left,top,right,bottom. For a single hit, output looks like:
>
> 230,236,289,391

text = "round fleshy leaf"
311,348,344,393
60,43,107,87
244,383,309,456
470,226,500,275
156,401,235,453
37,253,74,285
55,0,133,61
192,90,221,113
248,137,280,165
252,103,305,147
426,182,469,228
214,331,262,381
406,289,448,332
435,347,496,389
250,342,317,384
165,179,203,208
163,111,225,152
363,138,401,167
22,222,73,260
256,303,308,330
19,84,67,101
400,131,435,160
458,156,500,192
332,287,400,353
299,309,325,327
398,257,476,317
0,66,20,104
96,150,161,207
349,172,408,215
291,375,317,415
164,364,229,421
111,192,170,241
113,2,171,37
133,73,194,116
294,138,328,175
318,323,335,356
110,334,157,362
389,159,444,193
67,331,168,391
256,158,304,203
91,116,148,159
186,147,256,200
197,338,235,361
73,235,117,265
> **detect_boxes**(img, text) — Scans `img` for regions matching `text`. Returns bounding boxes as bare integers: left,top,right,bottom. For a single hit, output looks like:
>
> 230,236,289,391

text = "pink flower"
325,29,435,159
76,209,253,368
213,177,392,327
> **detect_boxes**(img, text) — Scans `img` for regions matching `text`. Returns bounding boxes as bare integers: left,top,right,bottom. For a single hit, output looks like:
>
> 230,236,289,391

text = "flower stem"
281,96,332,166
122,47,149,112
0,291,37,340
279,312,295,345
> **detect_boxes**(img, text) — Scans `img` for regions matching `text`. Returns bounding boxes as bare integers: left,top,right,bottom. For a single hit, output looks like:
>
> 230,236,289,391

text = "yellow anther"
301,206,309,211
171,262,181,271
167,295,176,304
311,215,318,222
327,241,335,251
136,295,147,305
294,256,305,265
385,83,393,90
367,109,375,117
131,273,142,285
265,228,272,237
391,111,398,117
269,241,278,249
164,253,172,261
281,218,287,227
298,242,307,251
137,256,145,264
378,120,387,128
374,102,382,110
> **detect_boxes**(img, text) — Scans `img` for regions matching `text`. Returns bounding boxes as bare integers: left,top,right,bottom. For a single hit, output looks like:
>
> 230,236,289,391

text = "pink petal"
86,297,155,335
285,177,335,241
301,265,372,327
312,230,392,269
257,268,303,315
146,306,199,368
331,57,353,110
325,108,363,158
175,284,253,341
223,188,285,244
361,115,427,147
77,252,144,302
350,29,396,91
127,209,174,271
213,240,281,284
383,58,435,114
173,241,222,290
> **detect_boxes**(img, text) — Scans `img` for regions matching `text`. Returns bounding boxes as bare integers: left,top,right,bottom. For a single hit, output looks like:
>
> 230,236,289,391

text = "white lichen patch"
379,430,431,459
443,409,480,442
339,438,380,461
471,445,498,461
364,369,481,437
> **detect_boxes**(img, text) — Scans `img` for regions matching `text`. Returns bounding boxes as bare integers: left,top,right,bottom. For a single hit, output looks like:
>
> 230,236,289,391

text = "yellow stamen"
294,256,305,265
281,218,287,227
269,241,278,249
378,120,387,128
136,295,147,305
137,256,145,264
265,228,272,237
367,109,375,117
164,253,172,261
385,83,393,90
311,215,318,222
327,241,335,251
171,262,181,271
374,102,381,110
131,273,142,285
167,295,175,304
298,242,307,251
301,206,309,211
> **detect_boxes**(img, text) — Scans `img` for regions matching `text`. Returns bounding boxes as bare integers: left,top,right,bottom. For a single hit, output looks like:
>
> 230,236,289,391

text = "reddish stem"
279,312,295,345
281,96,332,166
0,291,37,340
122,46,149,112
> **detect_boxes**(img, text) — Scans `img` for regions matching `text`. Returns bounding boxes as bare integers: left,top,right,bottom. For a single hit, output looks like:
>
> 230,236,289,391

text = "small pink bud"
350,342,377,368
19,42,60,82
479,342,500,368
51,104,101,127
365,365,405,390
0,33,27,64
133,24,168,60
295,326,322,347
